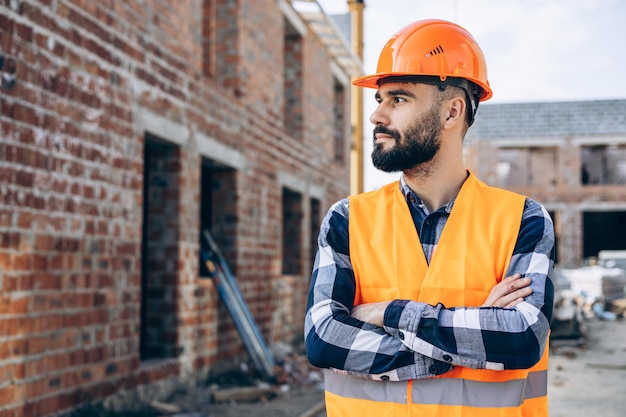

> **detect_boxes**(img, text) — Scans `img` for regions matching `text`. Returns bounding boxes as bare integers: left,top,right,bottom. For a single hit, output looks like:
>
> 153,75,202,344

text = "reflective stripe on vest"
324,369,548,407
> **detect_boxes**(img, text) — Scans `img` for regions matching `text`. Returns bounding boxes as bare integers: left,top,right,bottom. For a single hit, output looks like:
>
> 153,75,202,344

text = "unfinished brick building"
0,0,360,415
466,99,626,267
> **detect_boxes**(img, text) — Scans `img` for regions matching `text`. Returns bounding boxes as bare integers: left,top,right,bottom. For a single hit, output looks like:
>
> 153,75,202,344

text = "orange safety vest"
324,173,549,417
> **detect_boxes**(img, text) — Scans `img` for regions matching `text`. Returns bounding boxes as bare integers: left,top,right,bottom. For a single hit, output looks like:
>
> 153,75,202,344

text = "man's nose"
369,103,389,126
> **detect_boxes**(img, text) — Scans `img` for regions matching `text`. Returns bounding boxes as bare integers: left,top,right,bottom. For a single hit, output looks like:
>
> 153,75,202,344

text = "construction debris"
551,265,626,339
149,401,181,414
212,384,275,403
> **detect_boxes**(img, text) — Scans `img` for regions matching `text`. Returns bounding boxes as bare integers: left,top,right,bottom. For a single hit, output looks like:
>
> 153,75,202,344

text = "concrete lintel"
547,201,626,212
577,201,626,211
309,183,324,200
136,107,189,146
491,137,564,148
194,131,246,170
571,136,626,146
277,171,323,200
278,171,306,193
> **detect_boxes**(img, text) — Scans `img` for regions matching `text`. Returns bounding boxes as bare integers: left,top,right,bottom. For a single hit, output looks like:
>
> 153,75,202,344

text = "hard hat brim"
353,72,492,101
352,73,386,89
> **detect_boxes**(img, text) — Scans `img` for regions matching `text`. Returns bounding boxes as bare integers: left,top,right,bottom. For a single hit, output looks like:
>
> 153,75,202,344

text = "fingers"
482,273,532,308
503,297,525,309
501,274,530,293
501,273,522,286
494,282,532,308
494,286,532,308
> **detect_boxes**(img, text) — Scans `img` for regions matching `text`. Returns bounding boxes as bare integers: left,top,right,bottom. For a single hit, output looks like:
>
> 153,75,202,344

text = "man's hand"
352,301,390,327
482,273,532,308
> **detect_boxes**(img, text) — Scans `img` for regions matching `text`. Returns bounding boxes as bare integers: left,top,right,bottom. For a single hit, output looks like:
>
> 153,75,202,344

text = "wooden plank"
212,385,275,403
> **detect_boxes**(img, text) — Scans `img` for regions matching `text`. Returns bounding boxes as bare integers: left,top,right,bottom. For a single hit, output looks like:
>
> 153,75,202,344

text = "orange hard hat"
353,19,492,101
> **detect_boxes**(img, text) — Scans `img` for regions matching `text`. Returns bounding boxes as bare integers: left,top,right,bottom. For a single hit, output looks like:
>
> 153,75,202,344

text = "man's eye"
393,97,406,103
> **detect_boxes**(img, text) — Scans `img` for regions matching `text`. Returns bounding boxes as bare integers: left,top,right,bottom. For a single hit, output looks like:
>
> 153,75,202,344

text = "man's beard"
371,104,443,173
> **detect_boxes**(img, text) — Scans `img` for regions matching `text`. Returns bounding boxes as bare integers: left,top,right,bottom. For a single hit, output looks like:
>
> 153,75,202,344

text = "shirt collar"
399,175,456,214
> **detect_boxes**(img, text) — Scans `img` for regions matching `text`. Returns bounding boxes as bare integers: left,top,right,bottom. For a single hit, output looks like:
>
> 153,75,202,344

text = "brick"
0,14,14,35
14,21,33,42
0,386,18,406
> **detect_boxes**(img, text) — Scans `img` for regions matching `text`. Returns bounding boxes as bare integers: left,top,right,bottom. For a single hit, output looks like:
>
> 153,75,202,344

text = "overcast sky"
315,0,626,190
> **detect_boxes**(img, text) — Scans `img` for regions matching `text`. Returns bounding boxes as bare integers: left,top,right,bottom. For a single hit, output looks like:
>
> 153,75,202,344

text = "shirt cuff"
383,299,429,338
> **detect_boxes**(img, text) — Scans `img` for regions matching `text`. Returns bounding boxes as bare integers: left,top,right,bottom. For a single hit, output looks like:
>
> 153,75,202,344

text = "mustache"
373,126,400,141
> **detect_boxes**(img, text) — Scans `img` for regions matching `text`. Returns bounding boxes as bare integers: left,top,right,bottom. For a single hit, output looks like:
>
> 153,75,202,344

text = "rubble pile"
552,264,626,340
204,343,321,401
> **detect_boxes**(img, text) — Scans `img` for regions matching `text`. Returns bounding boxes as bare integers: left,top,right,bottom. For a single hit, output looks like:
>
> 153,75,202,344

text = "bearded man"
304,19,555,417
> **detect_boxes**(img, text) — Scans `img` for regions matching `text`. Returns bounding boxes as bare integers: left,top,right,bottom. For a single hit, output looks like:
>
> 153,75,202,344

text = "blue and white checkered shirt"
305,176,555,381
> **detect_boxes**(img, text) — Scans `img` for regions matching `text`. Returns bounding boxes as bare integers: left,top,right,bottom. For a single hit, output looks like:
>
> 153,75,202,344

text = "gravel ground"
549,316,626,417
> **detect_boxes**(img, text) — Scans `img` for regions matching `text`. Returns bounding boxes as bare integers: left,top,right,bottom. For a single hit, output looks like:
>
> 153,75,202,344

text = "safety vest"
324,173,549,417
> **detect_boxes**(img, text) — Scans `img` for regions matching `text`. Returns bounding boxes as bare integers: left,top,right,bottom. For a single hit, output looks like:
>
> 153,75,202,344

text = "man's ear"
444,96,466,125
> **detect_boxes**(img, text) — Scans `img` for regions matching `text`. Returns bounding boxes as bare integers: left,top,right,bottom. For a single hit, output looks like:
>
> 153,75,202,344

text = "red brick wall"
0,0,352,415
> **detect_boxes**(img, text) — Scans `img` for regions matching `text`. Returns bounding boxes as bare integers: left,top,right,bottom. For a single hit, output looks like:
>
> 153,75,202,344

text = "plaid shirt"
305,176,555,381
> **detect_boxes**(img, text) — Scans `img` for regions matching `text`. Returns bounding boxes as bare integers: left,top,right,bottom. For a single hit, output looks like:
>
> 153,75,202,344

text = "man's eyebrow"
377,88,416,99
